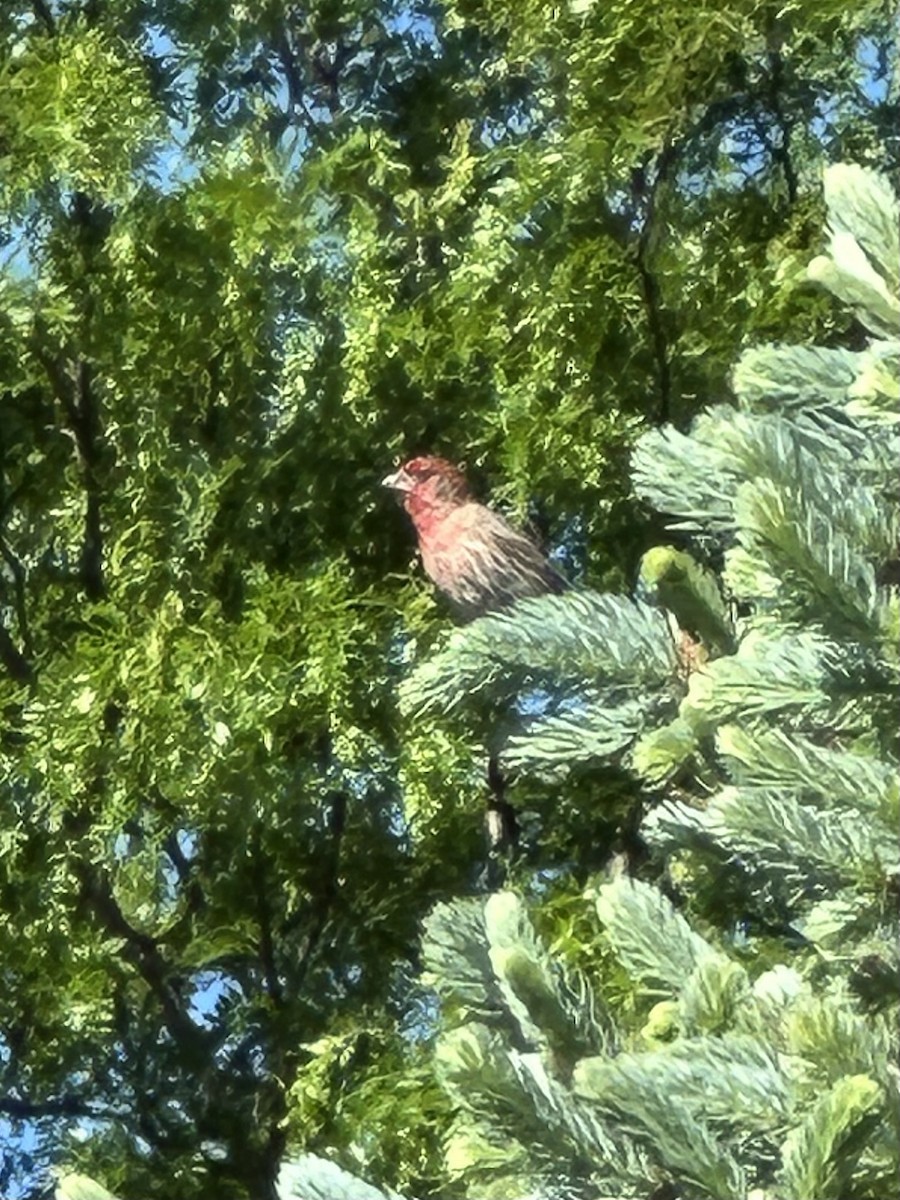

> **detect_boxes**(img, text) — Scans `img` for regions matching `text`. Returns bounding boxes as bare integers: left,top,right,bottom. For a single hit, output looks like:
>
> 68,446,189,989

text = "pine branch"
632,407,832,532
782,987,895,1081
677,955,751,1036
679,629,839,732
819,164,900,296
574,1038,769,1199
808,228,900,339
793,407,899,489
716,725,897,819
483,891,613,1062
726,475,882,635
778,1074,883,1200
632,409,740,531
575,1033,789,1130
502,697,648,777
638,546,735,655
647,787,896,892
400,593,676,717
710,403,900,633
434,1024,648,1197
423,899,515,1030
635,400,898,541
793,893,873,949
506,1049,651,1190
630,716,697,784
276,1154,405,1200
591,877,719,995
424,894,610,1060
733,341,900,426
56,1177,119,1200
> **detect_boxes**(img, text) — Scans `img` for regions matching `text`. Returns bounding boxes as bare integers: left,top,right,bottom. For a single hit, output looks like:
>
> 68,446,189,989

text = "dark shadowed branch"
251,827,285,1007
765,43,799,205
632,141,679,425
0,1093,114,1119
283,789,348,993
484,752,518,889
77,865,214,1055
31,0,56,34
32,348,106,599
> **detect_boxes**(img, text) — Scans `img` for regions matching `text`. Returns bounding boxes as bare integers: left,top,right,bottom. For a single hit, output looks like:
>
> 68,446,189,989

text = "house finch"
382,455,568,621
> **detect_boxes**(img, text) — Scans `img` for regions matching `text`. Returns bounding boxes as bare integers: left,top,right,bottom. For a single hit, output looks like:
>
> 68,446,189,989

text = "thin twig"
0,1093,114,1119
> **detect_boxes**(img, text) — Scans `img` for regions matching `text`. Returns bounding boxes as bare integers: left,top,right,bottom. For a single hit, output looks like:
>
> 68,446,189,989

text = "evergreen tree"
369,163,898,1200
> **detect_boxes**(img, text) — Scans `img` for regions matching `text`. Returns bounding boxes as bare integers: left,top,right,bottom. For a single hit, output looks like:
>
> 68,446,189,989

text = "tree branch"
484,752,518,890
31,0,56,35
619,88,764,427
0,493,34,680
251,828,284,1006
275,30,317,132
163,829,206,918
283,790,347,993
77,866,212,1055
311,39,353,117
0,624,33,684
0,536,33,661
73,358,105,599
0,1092,112,1120
765,44,799,205
32,348,106,599
632,141,679,425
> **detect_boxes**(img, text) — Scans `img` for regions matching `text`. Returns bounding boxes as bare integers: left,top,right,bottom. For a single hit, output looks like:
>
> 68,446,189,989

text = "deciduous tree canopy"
0,2,896,1198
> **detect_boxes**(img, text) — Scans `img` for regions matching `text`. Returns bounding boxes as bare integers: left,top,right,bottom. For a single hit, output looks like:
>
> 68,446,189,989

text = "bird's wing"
427,503,568,619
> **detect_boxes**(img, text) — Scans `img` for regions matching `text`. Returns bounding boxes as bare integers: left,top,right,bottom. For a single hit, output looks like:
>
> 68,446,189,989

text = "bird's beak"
382,467,414,493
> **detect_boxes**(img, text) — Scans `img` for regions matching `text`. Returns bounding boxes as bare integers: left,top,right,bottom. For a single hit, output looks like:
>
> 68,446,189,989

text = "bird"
382,455,568,621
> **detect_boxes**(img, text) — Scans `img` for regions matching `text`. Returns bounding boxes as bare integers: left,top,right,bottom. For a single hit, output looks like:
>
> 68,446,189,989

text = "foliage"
367,160,899,1198
411,163,898,778
0,1,897,1198
406,882,896,1200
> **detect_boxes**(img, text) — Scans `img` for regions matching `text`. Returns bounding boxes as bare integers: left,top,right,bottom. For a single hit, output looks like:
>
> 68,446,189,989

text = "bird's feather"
384,455,568,621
